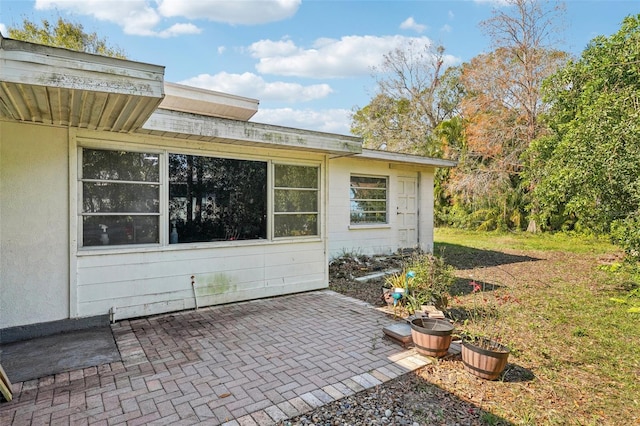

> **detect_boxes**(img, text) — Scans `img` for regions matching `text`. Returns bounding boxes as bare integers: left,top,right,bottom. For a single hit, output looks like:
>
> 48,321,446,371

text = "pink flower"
470,280,481,293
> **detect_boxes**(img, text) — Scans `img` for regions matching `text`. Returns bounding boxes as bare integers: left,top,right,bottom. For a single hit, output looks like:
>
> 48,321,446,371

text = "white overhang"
0,34,165,132
160,82,258,121
357,148,457,168
138,108,363,155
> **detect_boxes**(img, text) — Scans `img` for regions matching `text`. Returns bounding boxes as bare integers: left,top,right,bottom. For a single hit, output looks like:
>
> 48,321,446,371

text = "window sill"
348,224,391,230
76,236,322,256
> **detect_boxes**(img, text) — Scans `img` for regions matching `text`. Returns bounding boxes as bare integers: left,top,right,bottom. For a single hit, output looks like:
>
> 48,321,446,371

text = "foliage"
432,228,640,423
351,41,461,155
384,253,455,312
7,17,126,58
438,0,568,232
526,14,640,255
453,279,520,349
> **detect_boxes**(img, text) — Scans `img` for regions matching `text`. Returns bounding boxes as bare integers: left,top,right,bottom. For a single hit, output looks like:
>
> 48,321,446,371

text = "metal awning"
0,34,165,132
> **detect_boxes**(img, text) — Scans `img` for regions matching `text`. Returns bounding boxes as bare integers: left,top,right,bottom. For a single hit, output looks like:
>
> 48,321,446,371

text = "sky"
1,0,638,135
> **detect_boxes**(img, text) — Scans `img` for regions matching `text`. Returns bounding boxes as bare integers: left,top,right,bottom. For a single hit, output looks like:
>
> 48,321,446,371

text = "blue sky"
1,0,638,135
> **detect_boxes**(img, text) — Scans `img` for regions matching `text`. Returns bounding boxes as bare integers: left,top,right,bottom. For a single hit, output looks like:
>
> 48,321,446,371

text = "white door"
397,176,418,249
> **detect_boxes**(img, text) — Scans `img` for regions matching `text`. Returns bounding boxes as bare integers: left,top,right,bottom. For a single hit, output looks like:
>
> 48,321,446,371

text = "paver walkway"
0,290,429,425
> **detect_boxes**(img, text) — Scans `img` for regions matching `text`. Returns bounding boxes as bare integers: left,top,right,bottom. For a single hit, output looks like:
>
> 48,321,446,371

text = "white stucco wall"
327,156,435,258
0,121,70,328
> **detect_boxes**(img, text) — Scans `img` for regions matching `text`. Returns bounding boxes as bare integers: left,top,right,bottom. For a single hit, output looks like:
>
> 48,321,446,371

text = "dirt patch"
321,244,637,425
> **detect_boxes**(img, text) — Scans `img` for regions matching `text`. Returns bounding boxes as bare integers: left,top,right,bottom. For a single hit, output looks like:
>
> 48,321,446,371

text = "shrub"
405,253,455,310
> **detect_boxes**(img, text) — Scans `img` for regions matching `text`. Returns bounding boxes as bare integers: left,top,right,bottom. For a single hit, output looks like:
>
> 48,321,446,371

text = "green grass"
432,228,640,425
434,227,617,254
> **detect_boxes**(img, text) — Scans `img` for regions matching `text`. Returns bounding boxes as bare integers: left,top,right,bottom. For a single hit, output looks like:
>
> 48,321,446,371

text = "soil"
281,248,633,425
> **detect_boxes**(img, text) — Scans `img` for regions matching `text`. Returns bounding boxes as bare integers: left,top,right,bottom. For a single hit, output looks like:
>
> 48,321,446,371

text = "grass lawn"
430,228,640,425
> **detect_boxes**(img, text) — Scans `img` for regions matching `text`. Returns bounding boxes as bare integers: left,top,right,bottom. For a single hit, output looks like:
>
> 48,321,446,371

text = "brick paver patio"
0,290,429,425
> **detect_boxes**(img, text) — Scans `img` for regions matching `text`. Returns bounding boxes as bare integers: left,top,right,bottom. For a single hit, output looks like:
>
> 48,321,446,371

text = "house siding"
76,240,326,320
327,156,434,258
71,131,329,322
0,121,70,329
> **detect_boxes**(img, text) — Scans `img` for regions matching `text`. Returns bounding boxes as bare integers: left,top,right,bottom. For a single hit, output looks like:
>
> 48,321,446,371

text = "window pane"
274,189,318,213
169,154,267,243
83,215,159,246
350,200,386,212
83,149,159,182
351,212,387,224
351,176,386,189
349,187,386,200
350,176,387,225
275,165,318,188
83,182,159,213
274,214,317,237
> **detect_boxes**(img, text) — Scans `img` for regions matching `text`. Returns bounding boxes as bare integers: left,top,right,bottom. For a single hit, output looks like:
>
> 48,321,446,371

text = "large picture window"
81,148,160,246
274,164,319,237
79,147,319,247
169,154,267,243
350,175,388,224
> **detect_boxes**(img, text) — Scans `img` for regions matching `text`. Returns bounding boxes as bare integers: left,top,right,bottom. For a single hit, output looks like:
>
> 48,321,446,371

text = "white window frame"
272,162,321,239
77,144,165,249
76,141,322,249
349,174,389,225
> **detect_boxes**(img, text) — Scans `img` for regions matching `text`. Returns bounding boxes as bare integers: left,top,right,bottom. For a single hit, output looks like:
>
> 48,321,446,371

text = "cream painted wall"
0,121,70,328
327,156,435,258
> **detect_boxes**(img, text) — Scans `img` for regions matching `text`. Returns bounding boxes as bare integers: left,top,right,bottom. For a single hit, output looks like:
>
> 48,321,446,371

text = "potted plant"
410,317,454,357
455,279,519,380
384,254,457,356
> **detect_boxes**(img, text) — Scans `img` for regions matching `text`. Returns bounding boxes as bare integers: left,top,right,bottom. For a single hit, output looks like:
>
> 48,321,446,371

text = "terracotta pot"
409,318,454,358
461,338,510,380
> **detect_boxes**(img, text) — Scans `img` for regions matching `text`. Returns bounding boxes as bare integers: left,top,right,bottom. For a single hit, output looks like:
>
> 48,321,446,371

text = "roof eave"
0,34,165,132
138,109,363,155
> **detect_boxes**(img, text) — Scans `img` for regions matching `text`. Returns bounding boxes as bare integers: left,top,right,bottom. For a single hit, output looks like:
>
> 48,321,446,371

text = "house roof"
0,34,362,155
357,148,457,168
159,82,259,121
138,108,363,156
0,34,165,132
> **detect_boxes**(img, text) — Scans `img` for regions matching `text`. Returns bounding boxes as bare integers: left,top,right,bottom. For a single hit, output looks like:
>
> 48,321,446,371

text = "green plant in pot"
404,253,455,311
455,279,519,380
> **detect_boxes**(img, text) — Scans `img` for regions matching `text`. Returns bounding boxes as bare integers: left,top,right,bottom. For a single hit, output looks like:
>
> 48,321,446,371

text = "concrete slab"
0,327,120,383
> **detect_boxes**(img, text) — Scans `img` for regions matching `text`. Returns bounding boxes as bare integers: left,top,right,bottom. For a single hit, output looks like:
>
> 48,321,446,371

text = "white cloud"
157,0,301,25
473,0,510,5
252,108,352,135
251,35,443,78
35,0,194,37
155,23,202,38
0,23,7,36
179,72,332,103
34,0,298,38
441,24,452,33
249,39,300,58
400,17,427,33
217,46,226,55
448,10,455,19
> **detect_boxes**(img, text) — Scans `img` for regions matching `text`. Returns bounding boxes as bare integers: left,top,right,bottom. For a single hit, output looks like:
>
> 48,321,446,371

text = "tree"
527,14,640,255
441,0,567,231
350,40,460,155
7,17,126,58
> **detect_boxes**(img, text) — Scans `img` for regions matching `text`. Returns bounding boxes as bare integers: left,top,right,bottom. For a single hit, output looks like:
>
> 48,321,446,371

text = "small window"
81,148,160,246
350,175,388,224
274,164,319,237
169,154,267,243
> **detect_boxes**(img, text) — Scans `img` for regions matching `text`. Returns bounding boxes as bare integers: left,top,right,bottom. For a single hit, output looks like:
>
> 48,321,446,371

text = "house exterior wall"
0,121,70,329
327,156,435,258
71,131,329,322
